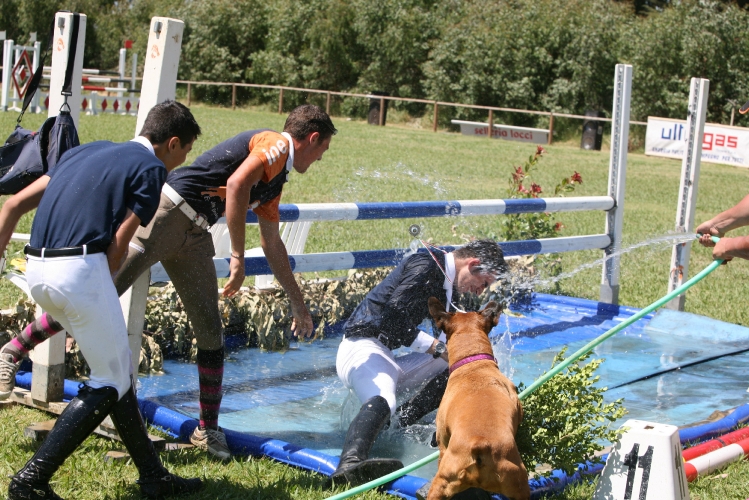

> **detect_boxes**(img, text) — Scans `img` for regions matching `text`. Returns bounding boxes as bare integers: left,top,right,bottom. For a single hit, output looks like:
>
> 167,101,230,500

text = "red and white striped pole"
683,435,749,481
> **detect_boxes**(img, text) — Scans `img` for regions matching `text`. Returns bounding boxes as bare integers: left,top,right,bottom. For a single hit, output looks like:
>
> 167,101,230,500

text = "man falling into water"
0,104,337,460
331,239,506,495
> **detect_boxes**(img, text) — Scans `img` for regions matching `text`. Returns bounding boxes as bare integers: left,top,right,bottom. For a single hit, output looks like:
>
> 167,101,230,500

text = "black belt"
24,243,107,258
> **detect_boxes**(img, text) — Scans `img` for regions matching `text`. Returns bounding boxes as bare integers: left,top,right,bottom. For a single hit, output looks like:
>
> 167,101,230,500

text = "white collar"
444,252,456,311
130,136,155,156
281,132,295,173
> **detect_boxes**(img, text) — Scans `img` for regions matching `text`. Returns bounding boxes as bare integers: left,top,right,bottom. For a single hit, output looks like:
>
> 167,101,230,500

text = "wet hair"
454,239,507,278
140,100,201,147
283,104,337,142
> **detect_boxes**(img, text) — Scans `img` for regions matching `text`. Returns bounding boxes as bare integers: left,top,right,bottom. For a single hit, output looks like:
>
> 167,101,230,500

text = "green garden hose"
324,236,723,500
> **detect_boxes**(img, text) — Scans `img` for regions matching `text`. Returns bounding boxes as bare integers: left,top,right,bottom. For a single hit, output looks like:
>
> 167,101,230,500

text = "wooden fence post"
278,89,284,114
326,92,331,114
487,109,493,139
187,82,191,106
379,96,385,126
433,102,438,132
548,113,554,145
232,84,236,110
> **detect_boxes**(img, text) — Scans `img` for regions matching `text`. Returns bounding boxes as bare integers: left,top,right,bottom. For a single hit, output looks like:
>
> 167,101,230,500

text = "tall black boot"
8,385,118,500
109,386,203,499
330,395,404,487
396,368,449,427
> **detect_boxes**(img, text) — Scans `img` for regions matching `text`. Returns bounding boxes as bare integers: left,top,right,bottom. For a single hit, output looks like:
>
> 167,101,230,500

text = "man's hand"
222,255,245,297
107,245,128,278
696,221,723,247
290,302,314,339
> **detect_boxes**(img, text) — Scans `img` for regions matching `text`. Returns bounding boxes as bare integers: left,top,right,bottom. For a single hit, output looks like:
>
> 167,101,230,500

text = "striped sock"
1,313,64,363
197,347,224,430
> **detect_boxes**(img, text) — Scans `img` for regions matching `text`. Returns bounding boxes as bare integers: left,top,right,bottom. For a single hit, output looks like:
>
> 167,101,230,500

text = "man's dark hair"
454,239,507,277
140,100,201,146
284,104,337,142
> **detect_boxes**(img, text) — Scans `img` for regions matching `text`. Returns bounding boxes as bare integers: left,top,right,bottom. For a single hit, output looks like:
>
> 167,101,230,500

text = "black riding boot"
109,386,203,499
331,395,404,487
8,385,118,500
396,368,449,427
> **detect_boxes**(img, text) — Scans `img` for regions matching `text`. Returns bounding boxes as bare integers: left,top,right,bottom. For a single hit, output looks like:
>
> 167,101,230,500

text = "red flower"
554,222,565,231
531,183,542,194
517,184,529,194
571,171,583,184
512,166,525,182
536,145,545,156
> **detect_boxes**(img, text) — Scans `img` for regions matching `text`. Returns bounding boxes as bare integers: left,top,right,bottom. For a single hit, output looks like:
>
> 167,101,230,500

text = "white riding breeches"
336,336,448,415
26,253,133,398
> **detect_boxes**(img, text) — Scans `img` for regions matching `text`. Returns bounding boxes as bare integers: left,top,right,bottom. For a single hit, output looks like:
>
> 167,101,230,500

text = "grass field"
2,104,749,499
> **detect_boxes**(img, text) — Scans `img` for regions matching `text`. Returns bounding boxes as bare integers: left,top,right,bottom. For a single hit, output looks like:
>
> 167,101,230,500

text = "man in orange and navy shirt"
125,104,335,458
0,104,336,461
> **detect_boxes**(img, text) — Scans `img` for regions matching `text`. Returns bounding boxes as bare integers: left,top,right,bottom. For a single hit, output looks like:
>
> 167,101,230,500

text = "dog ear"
428,297,450,330
480,301,502,328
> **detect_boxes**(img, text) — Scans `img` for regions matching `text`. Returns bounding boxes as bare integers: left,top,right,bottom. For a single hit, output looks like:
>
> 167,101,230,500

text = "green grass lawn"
2,104,749,498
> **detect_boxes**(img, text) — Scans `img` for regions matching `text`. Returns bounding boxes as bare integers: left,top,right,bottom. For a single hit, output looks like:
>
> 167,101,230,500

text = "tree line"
2,0,748,128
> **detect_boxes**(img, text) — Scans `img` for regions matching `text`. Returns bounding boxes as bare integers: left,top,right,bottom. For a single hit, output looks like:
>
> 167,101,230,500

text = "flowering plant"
502,146,582,242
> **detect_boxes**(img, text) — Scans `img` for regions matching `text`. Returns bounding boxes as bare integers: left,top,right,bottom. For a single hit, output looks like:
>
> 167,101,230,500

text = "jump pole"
29,12,86,404
666,78,709,311
600,63,632,305
120,16,184,376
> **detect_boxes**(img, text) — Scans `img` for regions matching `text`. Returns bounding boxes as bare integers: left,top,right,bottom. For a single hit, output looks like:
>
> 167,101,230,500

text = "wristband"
231,253,243,260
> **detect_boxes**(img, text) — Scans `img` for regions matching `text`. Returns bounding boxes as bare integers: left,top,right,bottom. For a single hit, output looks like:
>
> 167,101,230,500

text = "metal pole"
278,88,284,114
232,84,236,110
326,91,331,114
547,113,554,145
666,77,709,311
600,64,633,305
379,96,384,126
187,82,191,106
433,102,438,132
487,109,493,139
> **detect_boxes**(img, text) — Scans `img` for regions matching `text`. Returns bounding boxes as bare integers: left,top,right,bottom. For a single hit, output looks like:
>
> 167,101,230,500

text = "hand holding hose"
698,233,736,263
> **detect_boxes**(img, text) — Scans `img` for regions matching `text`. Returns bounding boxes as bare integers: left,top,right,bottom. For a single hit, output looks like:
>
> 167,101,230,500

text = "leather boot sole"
329,458,404,488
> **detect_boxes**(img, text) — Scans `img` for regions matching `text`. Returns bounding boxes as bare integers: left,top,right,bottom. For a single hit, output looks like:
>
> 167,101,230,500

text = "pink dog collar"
449,353,497,374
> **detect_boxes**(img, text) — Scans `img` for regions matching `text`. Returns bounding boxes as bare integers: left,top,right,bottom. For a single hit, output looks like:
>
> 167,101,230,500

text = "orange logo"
201,186,227,201
150,44,160,58
56,38,65,51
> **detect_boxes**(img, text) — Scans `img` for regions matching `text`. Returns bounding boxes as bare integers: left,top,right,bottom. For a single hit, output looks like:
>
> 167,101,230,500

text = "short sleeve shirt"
166,130,292,225
29,140,166,249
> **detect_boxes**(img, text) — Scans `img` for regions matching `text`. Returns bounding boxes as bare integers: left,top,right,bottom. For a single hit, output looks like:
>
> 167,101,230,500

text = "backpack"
0,13,81,195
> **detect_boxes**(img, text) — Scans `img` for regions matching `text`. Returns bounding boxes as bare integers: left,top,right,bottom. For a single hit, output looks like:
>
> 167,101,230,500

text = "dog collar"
449,353,497,374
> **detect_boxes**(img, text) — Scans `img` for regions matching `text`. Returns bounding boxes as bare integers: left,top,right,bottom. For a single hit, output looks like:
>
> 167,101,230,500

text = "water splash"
531,232,698,288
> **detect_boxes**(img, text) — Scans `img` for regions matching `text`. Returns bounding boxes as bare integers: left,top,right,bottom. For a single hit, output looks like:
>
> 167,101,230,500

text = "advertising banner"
645,116,749,167
452,120,549,144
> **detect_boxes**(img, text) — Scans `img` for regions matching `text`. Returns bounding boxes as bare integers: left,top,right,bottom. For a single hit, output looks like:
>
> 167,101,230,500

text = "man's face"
162,138,194,171
293,135,331,174
454,263,495,295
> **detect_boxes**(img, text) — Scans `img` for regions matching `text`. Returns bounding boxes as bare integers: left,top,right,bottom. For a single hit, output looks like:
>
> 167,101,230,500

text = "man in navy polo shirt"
0,100,203,500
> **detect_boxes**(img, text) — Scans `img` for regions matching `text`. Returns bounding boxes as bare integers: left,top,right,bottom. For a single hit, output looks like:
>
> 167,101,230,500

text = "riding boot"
8,385,118,500
330,395,403,487
108,386,203,498
397,368,449,427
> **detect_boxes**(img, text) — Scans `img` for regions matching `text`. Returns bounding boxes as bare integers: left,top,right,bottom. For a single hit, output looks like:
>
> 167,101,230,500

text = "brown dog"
424,297,530,500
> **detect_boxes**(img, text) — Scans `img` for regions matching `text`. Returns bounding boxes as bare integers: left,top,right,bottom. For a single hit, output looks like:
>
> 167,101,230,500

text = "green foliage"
4,0,749,126
516,349,627,478
619,0,749,124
